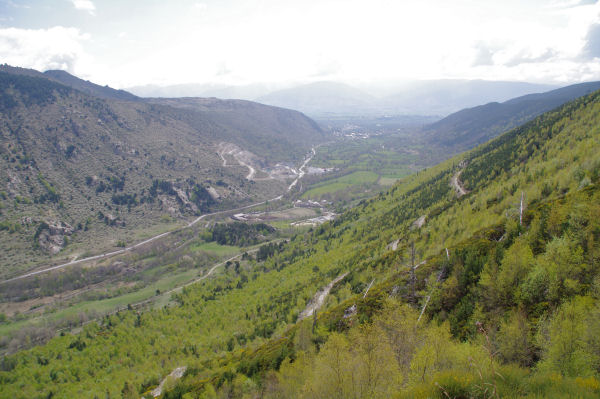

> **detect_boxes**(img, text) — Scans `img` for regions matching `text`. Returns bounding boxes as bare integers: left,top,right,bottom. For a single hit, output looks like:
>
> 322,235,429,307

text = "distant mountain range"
256,81,377,117
376,80,557,116
128,79,557,117
127,82,272,101
423,80,600,151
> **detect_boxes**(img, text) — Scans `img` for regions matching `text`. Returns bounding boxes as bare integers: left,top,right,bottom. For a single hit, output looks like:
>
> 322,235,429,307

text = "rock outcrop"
37,221,74,254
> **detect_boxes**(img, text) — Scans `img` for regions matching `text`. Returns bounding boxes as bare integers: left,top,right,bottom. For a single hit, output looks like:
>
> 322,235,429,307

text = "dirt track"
1,149,315,284
451,169,468,197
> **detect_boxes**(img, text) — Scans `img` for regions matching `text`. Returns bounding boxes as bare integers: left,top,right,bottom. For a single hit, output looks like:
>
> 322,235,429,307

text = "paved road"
288,147,315,191
217,145,257,180
1,150,315,285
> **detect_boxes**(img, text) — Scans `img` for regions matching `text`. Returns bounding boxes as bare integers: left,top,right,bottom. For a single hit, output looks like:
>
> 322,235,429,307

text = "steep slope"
424,80,600,150
43,70,139,102
0,66,139,102
146,97,324,161
0,69,324,277
1,85,598,397
43,70,327,158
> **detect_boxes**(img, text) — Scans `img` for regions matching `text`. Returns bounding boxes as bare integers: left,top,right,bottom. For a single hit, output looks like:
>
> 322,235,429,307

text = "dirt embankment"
451,167,468,197
298,272,348,320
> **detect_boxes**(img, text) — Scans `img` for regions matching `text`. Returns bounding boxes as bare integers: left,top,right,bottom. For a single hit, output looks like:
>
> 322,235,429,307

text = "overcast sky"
1,0,599,88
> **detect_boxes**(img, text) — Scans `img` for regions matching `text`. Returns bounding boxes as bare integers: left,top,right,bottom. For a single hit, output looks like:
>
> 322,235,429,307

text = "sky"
0,0,599,88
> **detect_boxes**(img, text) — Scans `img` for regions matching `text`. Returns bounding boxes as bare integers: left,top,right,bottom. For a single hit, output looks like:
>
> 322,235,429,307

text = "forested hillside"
424,80,600,151
1,89,600,398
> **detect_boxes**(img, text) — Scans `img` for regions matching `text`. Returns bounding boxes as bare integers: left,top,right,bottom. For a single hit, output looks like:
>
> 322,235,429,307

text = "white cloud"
71,0,96,15
0,26,90,73
547,0,598,9
192,2,207,11
582,23,600,59
3,1,600,87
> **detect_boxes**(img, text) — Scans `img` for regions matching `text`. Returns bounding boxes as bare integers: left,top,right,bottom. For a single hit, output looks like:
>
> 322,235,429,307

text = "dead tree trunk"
410,241,416,303
520,191,525,227
418,248,450,323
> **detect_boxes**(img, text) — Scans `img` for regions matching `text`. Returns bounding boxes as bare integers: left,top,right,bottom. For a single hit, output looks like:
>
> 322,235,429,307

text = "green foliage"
189,183,215,212
537,297,600,377
256,241,286,261
208,222,275,247
2,85,600,398
111,193,137,206
0,221,21,233
36,172,60,203
496,309,535,367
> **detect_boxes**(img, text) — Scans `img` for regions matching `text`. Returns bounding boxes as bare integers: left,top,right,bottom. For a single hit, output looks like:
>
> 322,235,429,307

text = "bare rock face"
105,213,125,227
173,187,198,213
206,186,220,200
387,238,401,251
159,195,181,216
343,304,357,319
37,221,74,254
411,215,427,230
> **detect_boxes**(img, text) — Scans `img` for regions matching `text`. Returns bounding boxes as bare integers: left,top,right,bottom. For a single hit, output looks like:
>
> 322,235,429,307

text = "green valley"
1,76,600,398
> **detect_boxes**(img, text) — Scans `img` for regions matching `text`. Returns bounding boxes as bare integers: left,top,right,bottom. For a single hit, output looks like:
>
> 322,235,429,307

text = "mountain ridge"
0,67,325,277
43,70,140,102
128,79,558,117
423,80,600,151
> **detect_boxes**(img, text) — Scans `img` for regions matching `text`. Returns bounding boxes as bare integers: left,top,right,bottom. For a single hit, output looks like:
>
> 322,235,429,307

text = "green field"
302,171,380,199
0,267,202,337
187,241,241,256
301,135,436,203
378,176,400,185
0,239,244,338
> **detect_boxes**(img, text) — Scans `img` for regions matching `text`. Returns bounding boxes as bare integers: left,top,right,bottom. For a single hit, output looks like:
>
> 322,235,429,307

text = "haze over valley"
2,1,600,398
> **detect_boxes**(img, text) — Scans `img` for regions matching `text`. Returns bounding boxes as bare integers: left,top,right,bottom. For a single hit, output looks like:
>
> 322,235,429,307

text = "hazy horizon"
1,0,599,89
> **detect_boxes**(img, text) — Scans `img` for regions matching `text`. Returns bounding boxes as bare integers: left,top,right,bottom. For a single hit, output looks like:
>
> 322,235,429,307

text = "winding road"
288,147,315,191
1,148,316,285
218,148,256,180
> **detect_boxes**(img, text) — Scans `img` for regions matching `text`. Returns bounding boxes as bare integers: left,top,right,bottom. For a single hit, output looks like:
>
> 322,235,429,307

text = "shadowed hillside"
424,80,600,151
0,68,325,277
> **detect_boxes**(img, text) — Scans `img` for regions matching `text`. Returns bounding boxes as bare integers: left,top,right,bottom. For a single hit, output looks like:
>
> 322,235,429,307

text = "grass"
268,220,312,230
302,135,430,203
302,171,380,199
0,240,243,337
0,235,289,339
378,177,401,186
187,241,241,256
0,268,201,336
